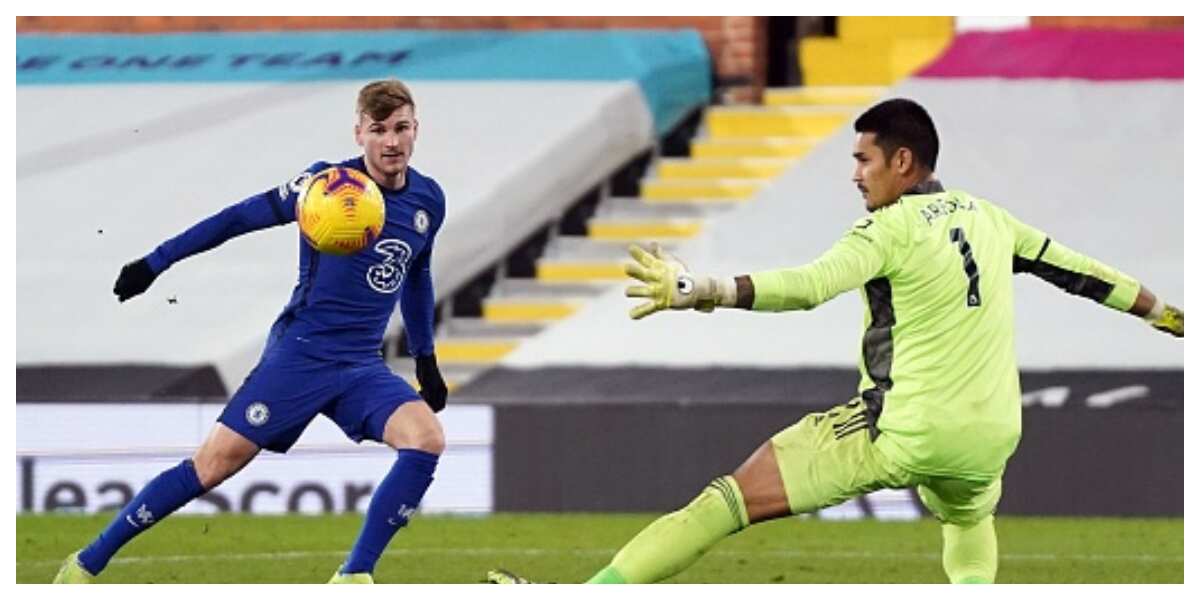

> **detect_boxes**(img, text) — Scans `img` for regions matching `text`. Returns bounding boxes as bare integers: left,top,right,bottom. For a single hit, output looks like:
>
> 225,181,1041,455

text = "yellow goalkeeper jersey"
750,184,1141,480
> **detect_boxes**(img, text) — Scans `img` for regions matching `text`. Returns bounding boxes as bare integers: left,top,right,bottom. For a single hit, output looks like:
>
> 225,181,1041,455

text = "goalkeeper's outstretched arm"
624,211,894,319
1003,208,1183,338
623,229,882,320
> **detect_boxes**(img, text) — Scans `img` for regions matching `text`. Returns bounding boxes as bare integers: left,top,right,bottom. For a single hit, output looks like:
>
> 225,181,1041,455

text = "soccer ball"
296,167,386,255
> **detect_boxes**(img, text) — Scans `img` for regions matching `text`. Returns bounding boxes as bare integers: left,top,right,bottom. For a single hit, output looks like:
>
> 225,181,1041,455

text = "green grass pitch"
17,513,1182,583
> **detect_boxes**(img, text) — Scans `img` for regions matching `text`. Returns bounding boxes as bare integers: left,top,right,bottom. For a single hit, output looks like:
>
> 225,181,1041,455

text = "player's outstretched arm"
1004,210,1182,338
112,190,295,303
721,215,896,315
623,226,886,319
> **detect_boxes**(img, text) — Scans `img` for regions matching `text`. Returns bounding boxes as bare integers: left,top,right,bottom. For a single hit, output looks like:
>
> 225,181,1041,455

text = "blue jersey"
145,156,444,362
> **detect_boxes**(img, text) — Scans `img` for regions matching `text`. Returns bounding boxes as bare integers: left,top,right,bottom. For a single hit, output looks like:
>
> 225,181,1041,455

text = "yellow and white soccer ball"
296,166,386,255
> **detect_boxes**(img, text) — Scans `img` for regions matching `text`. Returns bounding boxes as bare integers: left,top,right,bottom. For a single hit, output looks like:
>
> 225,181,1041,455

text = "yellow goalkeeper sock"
942,515,997,583
586,476,749,584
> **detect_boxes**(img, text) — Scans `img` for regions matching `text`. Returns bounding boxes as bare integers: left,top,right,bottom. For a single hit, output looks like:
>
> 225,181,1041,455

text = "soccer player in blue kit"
54,80,447,584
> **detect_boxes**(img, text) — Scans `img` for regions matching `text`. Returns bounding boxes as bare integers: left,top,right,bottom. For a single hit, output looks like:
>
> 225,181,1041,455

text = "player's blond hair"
357,79,415,121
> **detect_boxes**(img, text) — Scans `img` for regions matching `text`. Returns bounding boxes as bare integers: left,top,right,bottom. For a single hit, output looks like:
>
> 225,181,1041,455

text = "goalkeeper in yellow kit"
489,98,1183,584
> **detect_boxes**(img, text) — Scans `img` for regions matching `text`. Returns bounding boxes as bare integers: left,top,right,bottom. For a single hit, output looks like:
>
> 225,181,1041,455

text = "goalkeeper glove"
415,353,448,413
1144,300,1183,337
623,242,735,320
113,258,159,302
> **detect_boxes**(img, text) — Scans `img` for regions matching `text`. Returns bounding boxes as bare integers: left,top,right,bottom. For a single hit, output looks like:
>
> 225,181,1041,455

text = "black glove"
113,258,158,302
415,353,448,413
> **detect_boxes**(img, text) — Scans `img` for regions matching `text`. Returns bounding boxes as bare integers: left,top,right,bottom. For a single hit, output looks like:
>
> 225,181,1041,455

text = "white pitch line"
17,546,1184,569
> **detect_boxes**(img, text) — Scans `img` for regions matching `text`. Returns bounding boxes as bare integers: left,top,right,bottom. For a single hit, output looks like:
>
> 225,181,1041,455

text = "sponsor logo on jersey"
367,239,413,294
414,209,430,234
246,402,271,427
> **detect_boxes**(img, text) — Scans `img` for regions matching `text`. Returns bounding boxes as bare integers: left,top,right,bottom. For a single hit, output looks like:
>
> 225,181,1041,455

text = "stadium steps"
388,318,544,389
416,85,884,390
640,178,764,202
656,157,792,179
481,279,602,323
691,136,822,159
799,16,953,86
702,105,858,137
586,197,712,242
388,360,495,393
763,85,889,107
537,91,873,286
535,236,655,283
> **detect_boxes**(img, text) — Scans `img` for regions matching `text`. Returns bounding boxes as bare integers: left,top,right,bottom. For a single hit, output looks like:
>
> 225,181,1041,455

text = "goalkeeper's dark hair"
854,98,939,171
357,79,415,121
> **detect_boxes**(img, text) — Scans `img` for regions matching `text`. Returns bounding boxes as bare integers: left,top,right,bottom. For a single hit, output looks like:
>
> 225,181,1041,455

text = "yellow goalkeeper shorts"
770,397,1001,525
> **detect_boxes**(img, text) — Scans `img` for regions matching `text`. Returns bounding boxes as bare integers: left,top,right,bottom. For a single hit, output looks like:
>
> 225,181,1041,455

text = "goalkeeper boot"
328,565,374,584
52,551,95,584
487,568,533,584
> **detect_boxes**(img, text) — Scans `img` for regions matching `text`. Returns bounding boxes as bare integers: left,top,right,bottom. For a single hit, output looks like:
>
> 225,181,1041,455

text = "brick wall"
1031,16,1183,29
17,16,769,103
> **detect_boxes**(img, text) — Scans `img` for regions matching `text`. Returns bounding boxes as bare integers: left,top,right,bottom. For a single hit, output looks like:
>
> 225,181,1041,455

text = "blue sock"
77,459,206,575
341,449,439,574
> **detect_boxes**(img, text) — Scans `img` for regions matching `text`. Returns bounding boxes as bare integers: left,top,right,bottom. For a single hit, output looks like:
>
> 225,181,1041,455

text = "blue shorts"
219,341,422,453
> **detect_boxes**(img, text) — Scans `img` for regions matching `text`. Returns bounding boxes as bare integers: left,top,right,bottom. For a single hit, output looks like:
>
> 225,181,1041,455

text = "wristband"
1143,297,1165,323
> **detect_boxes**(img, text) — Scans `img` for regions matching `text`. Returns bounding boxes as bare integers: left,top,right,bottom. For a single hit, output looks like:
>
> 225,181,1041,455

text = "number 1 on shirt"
950,227,982,307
